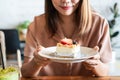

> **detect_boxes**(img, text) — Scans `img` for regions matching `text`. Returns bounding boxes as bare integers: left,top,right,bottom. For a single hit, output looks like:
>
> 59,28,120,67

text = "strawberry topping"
60,38,72,45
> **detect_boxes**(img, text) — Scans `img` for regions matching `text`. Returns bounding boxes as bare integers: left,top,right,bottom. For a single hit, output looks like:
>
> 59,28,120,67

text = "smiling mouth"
61,6,72,10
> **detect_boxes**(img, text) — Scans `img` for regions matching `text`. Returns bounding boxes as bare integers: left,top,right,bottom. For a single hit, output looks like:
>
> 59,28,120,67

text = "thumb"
89,53,100,60
89,46,100,60
36,45,45,52
93,46,99,52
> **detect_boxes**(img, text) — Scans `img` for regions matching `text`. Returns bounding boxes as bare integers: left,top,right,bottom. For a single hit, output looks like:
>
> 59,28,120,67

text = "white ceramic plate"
39,46,98,63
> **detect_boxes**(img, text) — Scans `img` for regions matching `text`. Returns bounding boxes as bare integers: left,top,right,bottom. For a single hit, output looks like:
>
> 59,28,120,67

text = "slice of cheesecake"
56,38,80,58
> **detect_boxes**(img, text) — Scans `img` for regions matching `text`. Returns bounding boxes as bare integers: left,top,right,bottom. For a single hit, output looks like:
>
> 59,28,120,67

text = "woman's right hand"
33,46,51,67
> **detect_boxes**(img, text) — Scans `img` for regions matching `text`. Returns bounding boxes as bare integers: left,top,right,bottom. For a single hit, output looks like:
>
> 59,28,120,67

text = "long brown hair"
45,0,92,37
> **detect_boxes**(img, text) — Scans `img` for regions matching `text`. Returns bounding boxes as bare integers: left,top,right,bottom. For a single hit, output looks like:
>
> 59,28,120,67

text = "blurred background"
0,0,120,76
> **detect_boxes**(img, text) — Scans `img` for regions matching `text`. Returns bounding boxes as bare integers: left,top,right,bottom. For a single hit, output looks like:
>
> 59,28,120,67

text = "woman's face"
51,0,80,16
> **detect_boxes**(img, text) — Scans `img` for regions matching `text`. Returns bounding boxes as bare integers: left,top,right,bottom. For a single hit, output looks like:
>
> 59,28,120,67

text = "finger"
86,65,96,71
89,54,100,60
34,51,43,59
36,45,45,52
43,58,50,61
84,60,98,65
82,62,96,70
93,46,99,52
34,51,48,61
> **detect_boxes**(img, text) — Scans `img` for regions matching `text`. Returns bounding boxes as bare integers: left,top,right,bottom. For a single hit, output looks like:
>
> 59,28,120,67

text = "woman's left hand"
82,46,109,76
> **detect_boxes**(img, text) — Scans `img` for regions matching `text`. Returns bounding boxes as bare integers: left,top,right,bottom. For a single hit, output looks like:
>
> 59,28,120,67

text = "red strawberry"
60,38,72,45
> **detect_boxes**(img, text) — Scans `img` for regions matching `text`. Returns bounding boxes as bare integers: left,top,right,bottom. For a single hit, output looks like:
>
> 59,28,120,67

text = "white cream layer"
56,44,80,58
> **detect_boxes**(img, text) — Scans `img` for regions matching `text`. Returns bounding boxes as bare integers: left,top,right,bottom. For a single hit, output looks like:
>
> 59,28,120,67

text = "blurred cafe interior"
0,0,120,77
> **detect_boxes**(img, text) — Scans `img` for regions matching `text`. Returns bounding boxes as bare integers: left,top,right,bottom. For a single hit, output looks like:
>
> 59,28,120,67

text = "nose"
62,0,71,3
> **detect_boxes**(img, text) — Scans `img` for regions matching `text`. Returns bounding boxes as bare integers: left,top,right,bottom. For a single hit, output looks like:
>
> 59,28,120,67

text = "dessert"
56,38,80,58
0,66,19,80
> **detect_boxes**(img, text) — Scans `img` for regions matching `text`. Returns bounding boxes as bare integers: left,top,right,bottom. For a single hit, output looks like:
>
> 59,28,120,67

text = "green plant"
17,20,30,29
17,20,31,34
108,2,120,41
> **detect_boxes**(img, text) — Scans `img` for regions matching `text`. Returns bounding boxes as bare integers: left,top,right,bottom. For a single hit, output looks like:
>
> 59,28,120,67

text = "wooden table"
21,76,120,80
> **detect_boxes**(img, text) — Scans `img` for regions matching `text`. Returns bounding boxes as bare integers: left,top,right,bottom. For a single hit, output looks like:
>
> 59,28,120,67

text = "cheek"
52,0,59,5
52,0,59,8
72,0,80,4
72,0,80,8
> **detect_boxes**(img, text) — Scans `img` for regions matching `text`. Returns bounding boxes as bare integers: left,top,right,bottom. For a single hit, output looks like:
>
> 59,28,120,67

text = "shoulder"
92,11,108,24
90,11,110,37
34,14,46,26
91,11,109,29
29,14,46,28
28,14,46,33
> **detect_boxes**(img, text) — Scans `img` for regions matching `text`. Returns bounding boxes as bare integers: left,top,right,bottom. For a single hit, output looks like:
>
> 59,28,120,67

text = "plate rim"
39,46,98,63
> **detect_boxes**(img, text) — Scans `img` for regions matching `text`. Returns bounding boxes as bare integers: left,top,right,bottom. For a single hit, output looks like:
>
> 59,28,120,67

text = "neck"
58,14,76,38
59,14,75,24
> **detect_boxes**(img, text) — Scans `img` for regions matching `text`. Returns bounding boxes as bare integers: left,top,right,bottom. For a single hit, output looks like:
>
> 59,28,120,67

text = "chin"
60,12,74,16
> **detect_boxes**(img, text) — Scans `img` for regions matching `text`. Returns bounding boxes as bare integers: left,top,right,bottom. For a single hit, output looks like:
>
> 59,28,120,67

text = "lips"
61,6,72,10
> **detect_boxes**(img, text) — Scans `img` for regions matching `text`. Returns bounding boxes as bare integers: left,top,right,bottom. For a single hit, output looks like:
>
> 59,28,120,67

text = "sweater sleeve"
24,22,37,57
98,19,112,63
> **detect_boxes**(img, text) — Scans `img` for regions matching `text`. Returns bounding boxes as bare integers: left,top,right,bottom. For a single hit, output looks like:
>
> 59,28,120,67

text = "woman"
21,0,112,77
